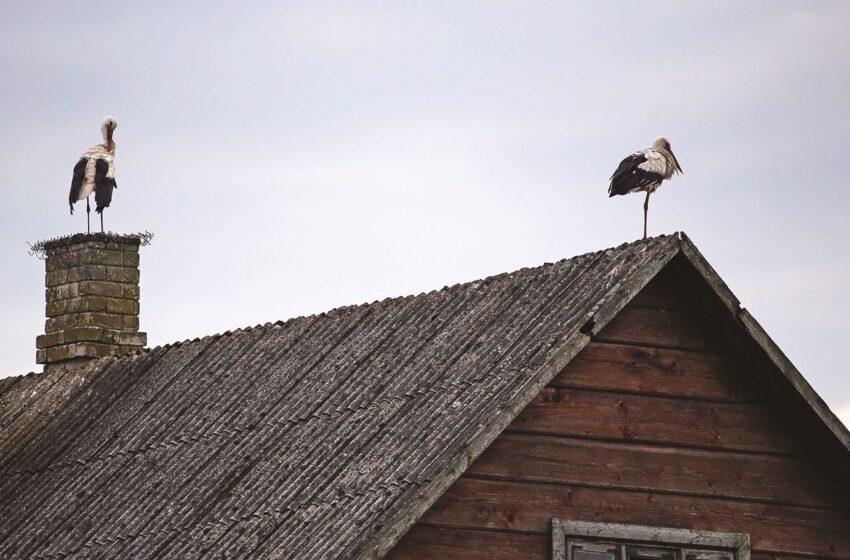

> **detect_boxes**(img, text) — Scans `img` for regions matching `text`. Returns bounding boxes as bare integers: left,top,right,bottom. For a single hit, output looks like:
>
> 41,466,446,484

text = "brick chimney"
35,233,149,367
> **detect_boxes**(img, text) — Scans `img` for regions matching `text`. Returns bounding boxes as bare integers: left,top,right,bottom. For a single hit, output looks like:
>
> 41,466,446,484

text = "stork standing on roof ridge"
69,116,118,233
608,136,682,240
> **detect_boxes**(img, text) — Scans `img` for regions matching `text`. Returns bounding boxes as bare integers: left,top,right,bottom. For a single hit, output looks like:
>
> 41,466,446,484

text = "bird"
69,116,118,234
608,136,682,240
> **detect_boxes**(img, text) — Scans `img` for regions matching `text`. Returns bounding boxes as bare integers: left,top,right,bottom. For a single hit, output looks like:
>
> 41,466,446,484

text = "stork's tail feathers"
69,203,74,215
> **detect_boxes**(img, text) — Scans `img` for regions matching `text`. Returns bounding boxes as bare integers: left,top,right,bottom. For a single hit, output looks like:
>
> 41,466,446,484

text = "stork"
608,136,682,240
69,116,118,233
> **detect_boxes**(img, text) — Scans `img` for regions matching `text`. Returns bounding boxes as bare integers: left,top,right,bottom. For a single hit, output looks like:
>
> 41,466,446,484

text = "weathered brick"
70,342,115,357
77,280,125,298
38,338,145,363
63,326,105,343
122,251,140,267
67,265,108,283
46,252,80,272
45,345,72,362
79,249,122,267
46,248,126,271
46,312,126,333
105,266,139,283
36,332,64,349
114,331,147,346
45,269,69,287
122,315,139,330
122,284,140,300
88,249,124,266
46,296,111,317
46,283,80,302
106,298,139,315
49,265,110,285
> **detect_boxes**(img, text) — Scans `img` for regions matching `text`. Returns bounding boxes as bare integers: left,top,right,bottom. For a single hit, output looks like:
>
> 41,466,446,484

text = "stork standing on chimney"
69,116,118,233
608,136,682,240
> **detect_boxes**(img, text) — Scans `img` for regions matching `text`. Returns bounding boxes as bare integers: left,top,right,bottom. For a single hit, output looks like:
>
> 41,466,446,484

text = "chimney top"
33,232,151,368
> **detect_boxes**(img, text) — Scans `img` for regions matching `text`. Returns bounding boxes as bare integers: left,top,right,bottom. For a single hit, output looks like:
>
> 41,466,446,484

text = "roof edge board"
738,309,850,452
359,237,682,560
676,233,850,455
582,238,681,337
357,330,592,560
677,232,742,317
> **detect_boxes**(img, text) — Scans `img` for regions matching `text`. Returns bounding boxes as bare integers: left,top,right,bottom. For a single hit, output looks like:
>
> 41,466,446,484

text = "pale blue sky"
1,2,849,425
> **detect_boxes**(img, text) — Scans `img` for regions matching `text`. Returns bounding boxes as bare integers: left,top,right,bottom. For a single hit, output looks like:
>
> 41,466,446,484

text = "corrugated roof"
0,234,735,558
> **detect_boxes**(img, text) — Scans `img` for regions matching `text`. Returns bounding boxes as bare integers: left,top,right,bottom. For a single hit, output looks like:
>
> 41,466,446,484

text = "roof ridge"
118,234,679,360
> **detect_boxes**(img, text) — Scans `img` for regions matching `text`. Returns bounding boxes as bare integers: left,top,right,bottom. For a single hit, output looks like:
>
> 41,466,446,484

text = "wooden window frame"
552,520,750,560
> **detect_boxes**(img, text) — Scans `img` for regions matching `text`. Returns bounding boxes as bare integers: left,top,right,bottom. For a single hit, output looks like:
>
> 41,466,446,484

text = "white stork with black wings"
69,116,118,233
609,136,682,240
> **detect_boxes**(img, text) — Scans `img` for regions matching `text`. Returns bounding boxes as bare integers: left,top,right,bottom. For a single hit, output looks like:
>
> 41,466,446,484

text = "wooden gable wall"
387,264,850,560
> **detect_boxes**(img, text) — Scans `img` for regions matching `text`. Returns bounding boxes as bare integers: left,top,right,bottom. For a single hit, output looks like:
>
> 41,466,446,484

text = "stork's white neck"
100,123,115,153
101,134,115,154
655,147,676,179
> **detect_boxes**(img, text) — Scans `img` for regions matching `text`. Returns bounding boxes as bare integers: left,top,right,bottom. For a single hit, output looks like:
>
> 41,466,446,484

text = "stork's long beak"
670,149,683,174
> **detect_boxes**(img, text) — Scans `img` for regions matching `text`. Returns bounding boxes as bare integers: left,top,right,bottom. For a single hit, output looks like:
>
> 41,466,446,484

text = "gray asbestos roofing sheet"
0,235,678,559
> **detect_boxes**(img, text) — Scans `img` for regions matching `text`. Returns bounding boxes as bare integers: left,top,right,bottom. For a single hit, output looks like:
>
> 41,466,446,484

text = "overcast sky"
2,1,849,426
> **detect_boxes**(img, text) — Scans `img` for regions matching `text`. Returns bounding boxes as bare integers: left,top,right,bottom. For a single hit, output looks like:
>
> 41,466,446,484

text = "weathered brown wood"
738,309,850,464
595,305,722,352
385,524,548,560
389,263,850,560
510,387,800,454
626,272,688,310
749,555,818,560
467,433,847,509
387,525,820,560
555,341,758,402
421,478,850,558
666,253,850,490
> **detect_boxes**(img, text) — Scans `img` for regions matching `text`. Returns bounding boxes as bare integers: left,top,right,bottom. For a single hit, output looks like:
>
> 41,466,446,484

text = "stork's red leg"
643,191,650,240
86,197,91,235
100,212,104,234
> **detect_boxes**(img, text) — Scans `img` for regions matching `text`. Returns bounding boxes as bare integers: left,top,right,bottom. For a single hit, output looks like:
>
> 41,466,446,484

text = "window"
552,521,750,560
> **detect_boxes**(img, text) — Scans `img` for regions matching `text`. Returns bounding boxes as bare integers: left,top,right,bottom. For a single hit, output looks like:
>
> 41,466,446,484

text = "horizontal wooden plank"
749,555,821,560
627,273,689,311
386,524,548,560
387,525,825,560
421,478,850,558
555,341,758,402
595,306,722,352
510,388,800,454
467,433,848,509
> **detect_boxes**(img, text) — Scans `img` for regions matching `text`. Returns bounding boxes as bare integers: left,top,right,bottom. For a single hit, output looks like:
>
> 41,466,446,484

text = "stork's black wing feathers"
68,158,87,214
608,153,663,197
94,159,116,213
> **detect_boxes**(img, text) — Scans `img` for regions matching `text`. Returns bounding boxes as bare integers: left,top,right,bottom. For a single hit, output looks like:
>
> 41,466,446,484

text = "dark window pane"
627,545,679,560
569,539,621,560
684,551,734,560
